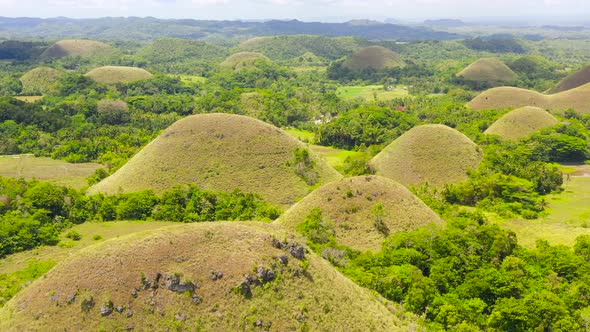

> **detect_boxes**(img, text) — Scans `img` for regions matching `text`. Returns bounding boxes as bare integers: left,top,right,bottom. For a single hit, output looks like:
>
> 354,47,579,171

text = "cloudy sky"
0,0,588,22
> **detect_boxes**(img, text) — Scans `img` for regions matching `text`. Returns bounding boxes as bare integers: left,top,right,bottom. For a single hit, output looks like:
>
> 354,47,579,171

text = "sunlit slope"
371,125,483,187
88,113,341,207
467,83,590,114
342,46,404,70
0,222,408,331
277,176,442,252
484,106,559,140
457,58,517,83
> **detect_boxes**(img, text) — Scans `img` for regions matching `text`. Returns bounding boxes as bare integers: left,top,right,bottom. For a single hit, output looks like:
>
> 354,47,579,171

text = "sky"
0,0,589,23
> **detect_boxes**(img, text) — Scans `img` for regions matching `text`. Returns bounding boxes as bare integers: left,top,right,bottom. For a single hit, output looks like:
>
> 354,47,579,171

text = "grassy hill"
467,83,590,113
0,155,102,190
276,176,442,252
87,113,342,207
238,35,365,62
549,65,590,93
456,58,517,83
342,46,404,71
484,106,559,140
19,67,62,95
85,66,153,84
40,39,115,59
220,52,272,71
370,124,483,187
0,222,410,331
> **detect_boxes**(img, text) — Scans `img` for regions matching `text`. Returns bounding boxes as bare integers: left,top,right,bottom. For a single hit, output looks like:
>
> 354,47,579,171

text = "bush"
65,230,82,241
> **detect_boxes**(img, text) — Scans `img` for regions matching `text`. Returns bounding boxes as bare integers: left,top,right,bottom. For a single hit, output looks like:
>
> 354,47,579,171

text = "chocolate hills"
87,113,341,207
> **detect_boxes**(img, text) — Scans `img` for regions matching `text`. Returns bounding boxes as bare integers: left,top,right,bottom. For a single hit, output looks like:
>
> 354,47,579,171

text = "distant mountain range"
0,17,461,41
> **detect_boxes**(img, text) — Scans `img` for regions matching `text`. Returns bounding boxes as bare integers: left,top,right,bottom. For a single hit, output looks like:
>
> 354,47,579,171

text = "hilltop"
342,46,404,71
457,58,517,83
276,176,442,252
87,113,341,207
85,66,153,84
40,39,115,59
370,125,483,187
19,67,62,95
485,106,559,140
549,65,590,93
467,83,590,113
0,222,409,331
220,52,272,71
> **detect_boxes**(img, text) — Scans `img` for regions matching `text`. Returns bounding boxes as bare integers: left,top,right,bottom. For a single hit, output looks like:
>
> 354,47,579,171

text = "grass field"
13,96,43,103
0,221,177,275
284,128,316,143
0,155,102,189
177,75,207,84
342,46,404,71
308,144,362,170
498,172,590,248
336,84,409,101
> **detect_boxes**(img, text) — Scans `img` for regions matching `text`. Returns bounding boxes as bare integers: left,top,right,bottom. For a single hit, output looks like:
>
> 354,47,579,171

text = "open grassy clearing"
88,113,341,207
0,222,414,331
220,52,271,71
13,96,43,103
0,221,177,275
336,84,409,101
497,171,590,248
0,155,102,189
283,128,316,143
468,82,590,113
176,74,207,84
308,144,362,171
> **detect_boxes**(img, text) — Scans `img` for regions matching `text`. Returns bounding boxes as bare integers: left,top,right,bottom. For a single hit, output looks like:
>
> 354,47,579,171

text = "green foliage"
65,230,82,241
291,148,319,186
0,177,281,257
318,106,417,150
0,259,56,307
342,219,590,331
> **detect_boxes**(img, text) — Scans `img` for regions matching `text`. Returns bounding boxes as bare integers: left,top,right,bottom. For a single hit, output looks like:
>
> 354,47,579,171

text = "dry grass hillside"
342,46,404,71
484,106,559,140
220,52,271,71
549,65,590,93
40,39,115,59
85,66,153,84
276,176,442,252
457,58,517,83
87,113,342,207
467,83,590,114
0,222,411,331
370,125,483,187
19,67,62,95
